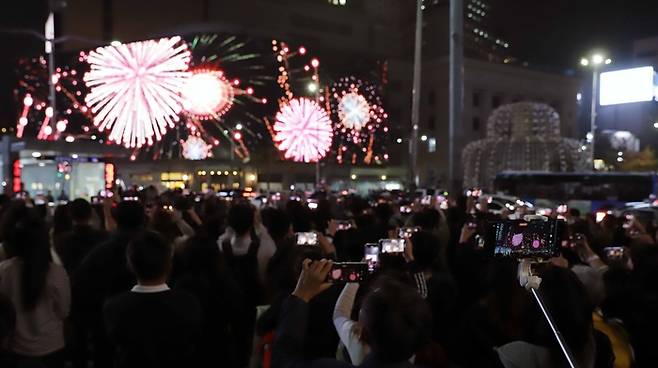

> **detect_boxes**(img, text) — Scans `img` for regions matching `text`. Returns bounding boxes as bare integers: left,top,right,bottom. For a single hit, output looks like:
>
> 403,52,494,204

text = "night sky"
1,0,658,122
489,0,658,70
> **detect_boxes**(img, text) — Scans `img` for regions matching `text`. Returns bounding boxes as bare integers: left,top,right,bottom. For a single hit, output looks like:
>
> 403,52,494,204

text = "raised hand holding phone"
292,259,333,302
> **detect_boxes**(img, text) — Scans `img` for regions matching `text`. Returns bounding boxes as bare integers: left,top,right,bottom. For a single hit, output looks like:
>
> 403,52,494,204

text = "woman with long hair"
0,202,70,368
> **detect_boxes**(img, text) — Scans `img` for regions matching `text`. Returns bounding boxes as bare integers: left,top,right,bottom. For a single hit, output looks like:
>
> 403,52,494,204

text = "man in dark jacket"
73,201,146,368
55,198,107,368
272,259,432,368
104,231,203,368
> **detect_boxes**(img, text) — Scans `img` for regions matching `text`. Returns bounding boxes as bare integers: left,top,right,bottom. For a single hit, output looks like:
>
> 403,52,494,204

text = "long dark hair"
2,202,52,310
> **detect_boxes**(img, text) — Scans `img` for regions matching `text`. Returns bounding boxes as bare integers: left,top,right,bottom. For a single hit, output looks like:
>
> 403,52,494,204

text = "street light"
580,53,612,169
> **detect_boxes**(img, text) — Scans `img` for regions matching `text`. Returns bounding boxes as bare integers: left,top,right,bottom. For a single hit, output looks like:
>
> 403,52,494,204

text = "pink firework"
84,36,191,148
273,98,333,163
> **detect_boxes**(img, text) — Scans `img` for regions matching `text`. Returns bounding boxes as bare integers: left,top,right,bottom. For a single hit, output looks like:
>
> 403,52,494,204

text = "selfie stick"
518,215,579,368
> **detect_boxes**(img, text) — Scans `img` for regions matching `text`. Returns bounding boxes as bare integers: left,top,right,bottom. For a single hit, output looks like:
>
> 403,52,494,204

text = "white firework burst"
338,92,370,130
84,36,191,148
181,135,212,160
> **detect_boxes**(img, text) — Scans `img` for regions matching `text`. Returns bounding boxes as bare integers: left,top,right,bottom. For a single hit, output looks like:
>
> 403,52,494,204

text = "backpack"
222,229,265,306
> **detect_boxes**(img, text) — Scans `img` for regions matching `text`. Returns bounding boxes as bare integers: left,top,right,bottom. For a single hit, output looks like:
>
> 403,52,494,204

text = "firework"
181,135,213,160
330,76,389,165
338,92,370,130
273,98,333,163
134,34,274,161
84,36,191,148
181,69,235,119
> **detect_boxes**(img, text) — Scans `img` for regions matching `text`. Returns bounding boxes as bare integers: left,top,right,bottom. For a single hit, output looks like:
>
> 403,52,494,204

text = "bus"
493,171,658,211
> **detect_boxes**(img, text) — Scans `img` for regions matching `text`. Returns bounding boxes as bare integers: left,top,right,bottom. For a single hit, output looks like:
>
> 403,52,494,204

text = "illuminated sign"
599,66,655,106
12,160,21,193
104,163,115,189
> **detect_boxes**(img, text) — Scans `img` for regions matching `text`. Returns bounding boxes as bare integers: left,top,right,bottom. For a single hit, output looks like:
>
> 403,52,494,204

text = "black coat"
104,289,203,368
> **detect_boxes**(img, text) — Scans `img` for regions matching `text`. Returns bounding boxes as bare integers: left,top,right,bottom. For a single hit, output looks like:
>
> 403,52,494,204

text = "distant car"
482,193,533,215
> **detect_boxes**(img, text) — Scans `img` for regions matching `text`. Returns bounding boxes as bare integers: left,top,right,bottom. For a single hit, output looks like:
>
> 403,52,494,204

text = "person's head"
113,201,146,232
69,198,93,225
411,208,439,231
524,266,593,361
410,230,440,271
52,203,72,235
261,207,292,243
127,231,172,284
179,235,225,278
359,279,432,362
228,201,255,236
1,202,51,310
148,208,181,239
0,293,16,351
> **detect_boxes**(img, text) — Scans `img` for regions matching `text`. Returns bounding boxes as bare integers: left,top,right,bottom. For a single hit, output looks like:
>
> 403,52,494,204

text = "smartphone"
604,246,626,261
308,202,318,210
336,220,352,231
556,204,568,214
493,218,562,259
398,227,420,238
327,262,369,283
595,211,607,223
364,243,380,272
380,238,406,254
296,232,318,246
400,205,412,214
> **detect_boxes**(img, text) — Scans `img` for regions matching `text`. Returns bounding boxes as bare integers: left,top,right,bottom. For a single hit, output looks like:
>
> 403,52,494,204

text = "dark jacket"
73,232,139,320
104,289,203,368
272,296,416,368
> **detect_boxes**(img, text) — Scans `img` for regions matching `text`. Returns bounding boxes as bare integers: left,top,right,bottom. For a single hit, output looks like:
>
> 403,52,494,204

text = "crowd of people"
0,188,656,368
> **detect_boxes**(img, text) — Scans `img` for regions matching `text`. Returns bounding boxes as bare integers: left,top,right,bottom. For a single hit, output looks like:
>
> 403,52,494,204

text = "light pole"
580,54,612,169
409,0,423,190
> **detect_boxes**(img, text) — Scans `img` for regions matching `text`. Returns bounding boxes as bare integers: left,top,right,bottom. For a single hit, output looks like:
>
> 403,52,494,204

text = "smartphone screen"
364,243,380,272
398,227,420,239
400,205,412,214
327,262,369,283
296,232,318,246
336,221,352,231
380,238,406,254
604,246,626,261
493,218,561,259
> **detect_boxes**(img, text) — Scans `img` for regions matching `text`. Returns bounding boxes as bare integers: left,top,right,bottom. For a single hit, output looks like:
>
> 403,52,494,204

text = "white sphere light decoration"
338,92,370,131
181,70,235,120
181,135,213,160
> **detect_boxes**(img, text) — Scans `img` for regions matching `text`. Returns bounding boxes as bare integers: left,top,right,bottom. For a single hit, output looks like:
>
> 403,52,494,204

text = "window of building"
492,95,501,108
428,115,436,131
472,116,480,131
473,91,480,107
428,138,436,153
428,90,436,107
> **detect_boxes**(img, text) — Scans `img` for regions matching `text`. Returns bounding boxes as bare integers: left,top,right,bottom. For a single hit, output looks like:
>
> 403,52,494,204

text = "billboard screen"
599,66,655,106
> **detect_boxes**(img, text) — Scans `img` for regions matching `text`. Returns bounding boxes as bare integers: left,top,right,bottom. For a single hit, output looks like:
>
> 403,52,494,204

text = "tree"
619,147,658,172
